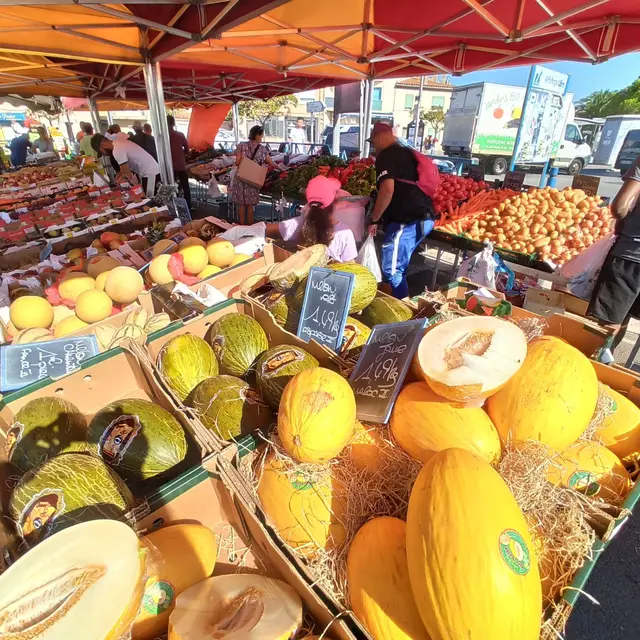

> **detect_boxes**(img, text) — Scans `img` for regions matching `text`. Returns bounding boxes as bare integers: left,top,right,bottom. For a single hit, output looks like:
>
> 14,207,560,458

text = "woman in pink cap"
266,175,358,262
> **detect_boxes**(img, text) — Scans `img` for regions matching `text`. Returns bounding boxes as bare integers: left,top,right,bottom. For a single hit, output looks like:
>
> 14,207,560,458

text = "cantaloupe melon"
545,440,630,503
229,252,251,266
278,368,356,463
487,337,599,450
152,238,179,257
594,384,640,459
416,316,528,403
0,520,145,639
197,264,221,279
134,524,217,639
9,296,54,330
407,448,542,640
257,452,345,554
348,517,430,640
86,255,119,279
58,273,95,303
104,266,144,304
168,575,302,640
75,289,113,323
149,254,174,285
390,381,501,464
95,270,109,292
179,237,206,250
347,421,390,475
206,238,235,268
54,314,89,337
178,245,208,275
52,304,76,326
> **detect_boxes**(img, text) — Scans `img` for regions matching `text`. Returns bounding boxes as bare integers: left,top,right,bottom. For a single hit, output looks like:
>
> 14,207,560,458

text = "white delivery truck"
441,82,592,175
592,114,640,167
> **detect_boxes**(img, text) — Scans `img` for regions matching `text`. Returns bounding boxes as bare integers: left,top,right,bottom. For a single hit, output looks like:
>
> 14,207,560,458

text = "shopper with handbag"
231,125,280,225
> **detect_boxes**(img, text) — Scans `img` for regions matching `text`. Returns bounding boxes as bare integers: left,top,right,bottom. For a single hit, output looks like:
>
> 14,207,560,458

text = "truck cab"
553,122,593,175
615,129,640,175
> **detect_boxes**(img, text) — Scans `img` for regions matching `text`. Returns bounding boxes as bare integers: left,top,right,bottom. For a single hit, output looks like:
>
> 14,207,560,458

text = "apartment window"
404,93,415,110
431,96,445,109
263,117,284,138
372,87,383,112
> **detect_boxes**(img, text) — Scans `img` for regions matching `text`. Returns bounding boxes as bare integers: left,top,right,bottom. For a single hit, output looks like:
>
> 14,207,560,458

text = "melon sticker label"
142,580,175,615
499,529,531,576
240,387,268,408
19,489,65,545
98,415,141,466
262,349,302,375
340,323,359,354
569,471,600,497
291,475,314,491
5,422,24,459
211,335,225,361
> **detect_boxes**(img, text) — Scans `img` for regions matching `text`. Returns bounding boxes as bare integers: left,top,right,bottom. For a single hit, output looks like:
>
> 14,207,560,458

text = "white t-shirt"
289,127,308,144
112,139,159,178
278,217,357,262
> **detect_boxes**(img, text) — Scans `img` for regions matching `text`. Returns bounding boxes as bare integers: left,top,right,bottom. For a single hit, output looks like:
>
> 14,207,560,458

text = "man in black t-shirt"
588,154,640,348
368,122,435,298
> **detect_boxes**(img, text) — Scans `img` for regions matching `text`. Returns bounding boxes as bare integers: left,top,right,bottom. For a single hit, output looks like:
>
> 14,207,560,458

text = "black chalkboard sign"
0,335,99,393
468,164,485,182
503,171,526,191
349,318,427,423
571,174,600,196
174,197,192,223
296,267,355,352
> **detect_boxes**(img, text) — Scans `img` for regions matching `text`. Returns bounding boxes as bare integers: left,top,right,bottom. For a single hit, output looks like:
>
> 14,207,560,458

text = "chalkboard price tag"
468,164,485,182
571,174,600,196
503,171,526,191
296,267,355,352
0,335,99,393
349,318,427,423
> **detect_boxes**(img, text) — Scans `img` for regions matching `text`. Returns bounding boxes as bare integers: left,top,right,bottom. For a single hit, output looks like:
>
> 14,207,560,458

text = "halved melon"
268,244,328,292
168,574,302,639
594,384,640,460
0,520,145,639
416,316,528,403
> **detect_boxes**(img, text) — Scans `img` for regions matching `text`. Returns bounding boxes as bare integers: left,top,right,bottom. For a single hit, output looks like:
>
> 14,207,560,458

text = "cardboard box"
524,288,566,317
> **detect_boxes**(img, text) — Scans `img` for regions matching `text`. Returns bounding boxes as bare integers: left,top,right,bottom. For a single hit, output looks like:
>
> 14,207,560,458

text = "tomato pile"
432,175,488,216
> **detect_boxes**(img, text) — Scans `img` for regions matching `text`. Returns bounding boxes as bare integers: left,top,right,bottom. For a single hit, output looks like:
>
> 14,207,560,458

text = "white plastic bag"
228,168,237,192
207,175,222,198
357,234,382,283
457,242,498,289
559,233,615,299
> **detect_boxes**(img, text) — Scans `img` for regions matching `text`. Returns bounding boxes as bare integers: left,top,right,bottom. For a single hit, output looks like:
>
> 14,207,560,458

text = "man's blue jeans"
381,219,434,299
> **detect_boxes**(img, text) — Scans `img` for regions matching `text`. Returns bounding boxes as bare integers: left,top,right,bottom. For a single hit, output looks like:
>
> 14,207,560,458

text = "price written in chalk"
349,318,427,423
296,267,354,352
0,336,99,392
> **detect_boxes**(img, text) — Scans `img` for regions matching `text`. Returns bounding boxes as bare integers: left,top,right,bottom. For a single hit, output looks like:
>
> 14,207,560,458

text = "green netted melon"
268,244,329,292
208,313,268,377
340,316,371,360
87,399,187,482
326,263,377,313
360,295,413,328
7,397,87,474
264,291,301,334
256,345,319,409
157,333,219,402
187,375,274,441
9,453,134,546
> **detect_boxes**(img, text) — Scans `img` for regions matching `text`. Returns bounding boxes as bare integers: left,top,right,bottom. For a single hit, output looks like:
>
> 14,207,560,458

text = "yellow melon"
133,524,217,640
415,316,528,403
278,368,356,463
9,296,54,330
229,253,252,266
104,266,144,304
594,384,640,459
152,238,179,257
75,289,113,324
178,237,206,250
347,421,390,474
407,448,542,640
487,337,599,450
545,440,630,503
149,254,174,285
54,314,89,337
66,248,84,262
95,271,110,292
197,264,222,280
206,238,235,268
257,452,346,554
391,381,501,464
58,274,95,303
86,255,119,279
178,245,208,275
52,304,75,326
348,517,430,640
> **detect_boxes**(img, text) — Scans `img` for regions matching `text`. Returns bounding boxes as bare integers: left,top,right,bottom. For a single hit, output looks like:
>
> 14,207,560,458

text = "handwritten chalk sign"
468,164,485,182
296,267,354,352
349,318,427,423
571,174,600,196
503,171,526,191
0,335,99,393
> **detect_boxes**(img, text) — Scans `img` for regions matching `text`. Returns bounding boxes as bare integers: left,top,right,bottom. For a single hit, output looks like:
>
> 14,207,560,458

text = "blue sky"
451,53,640,99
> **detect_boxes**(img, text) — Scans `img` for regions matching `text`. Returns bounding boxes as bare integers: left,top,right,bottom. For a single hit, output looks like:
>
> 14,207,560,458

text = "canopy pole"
232,101,240,146
362,77,374,158
106,111,114,126
88,98,101,134
358,79,365,156
412,76,424,149
143,59,173,186
332,101,341,156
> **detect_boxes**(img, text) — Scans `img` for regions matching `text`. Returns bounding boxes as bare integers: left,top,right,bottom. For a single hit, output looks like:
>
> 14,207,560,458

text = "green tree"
237,95,298,126
576,90,616,117
420,107,446,140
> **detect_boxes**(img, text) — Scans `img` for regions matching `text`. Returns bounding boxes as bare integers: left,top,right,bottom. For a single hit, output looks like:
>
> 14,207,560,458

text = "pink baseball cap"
305,175,341,208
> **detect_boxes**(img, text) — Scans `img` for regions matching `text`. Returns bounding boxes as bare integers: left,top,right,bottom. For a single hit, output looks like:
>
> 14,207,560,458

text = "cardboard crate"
142,298,345,455
132,450,362,639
